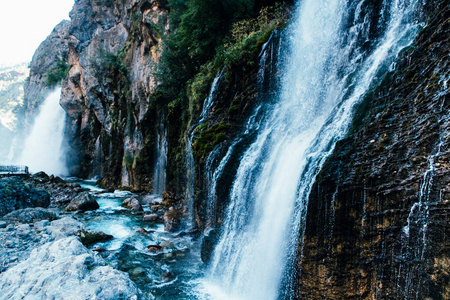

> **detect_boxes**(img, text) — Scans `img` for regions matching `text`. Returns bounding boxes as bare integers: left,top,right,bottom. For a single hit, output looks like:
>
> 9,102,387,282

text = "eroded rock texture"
25,0,169,190
61,0,169,188
299,3,450,299
0,236,142,300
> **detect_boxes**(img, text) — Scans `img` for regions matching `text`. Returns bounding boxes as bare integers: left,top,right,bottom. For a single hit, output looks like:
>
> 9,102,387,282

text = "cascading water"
185,70,224,224
194,0,423,298
19,88,67,175
153,117,168,195
201,33,278,231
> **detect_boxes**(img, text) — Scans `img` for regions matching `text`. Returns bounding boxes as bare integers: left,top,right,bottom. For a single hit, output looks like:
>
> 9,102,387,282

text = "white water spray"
19,88,67,175
194,0,423,298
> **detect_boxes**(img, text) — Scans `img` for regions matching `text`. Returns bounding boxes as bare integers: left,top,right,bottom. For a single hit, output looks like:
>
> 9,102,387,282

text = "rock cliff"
60,0,169,188
300,2,450,299
26,0,169,189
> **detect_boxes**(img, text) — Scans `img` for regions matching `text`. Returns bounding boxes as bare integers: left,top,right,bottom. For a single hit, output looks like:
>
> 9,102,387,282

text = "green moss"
227,105,239,117
123,152,134,168
192,122,230,161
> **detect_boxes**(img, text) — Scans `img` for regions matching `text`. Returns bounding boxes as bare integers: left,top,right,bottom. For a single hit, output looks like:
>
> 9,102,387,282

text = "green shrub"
45,59,69,87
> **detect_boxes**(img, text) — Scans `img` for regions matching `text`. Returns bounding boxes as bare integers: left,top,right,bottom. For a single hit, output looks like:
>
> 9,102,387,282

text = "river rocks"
163,207,182,232
75,229,113,246
0,237,143,300
2,207,58,224
200,228,220,263
46,217,85,240
0,177,50,217
143,213,160,222
33,171,50,182
65,192,99,212
146,244,163,253
121,197,143,211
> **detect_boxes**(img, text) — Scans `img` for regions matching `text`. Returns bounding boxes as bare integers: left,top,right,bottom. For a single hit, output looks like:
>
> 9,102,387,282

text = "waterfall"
195,0,423,298
185,70,224,224
201,34,278,230
19,88,67,175
153,117,168,195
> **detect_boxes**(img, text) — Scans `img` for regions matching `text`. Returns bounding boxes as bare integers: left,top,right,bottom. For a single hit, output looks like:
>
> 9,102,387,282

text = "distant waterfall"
195,0,423,298
19,88,67,175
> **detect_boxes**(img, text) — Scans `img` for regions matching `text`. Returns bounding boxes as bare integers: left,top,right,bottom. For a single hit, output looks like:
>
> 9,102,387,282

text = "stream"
71,180,204,299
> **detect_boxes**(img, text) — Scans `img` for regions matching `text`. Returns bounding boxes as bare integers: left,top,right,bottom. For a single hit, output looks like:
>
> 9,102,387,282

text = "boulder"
65,192,99,212
163,207,182,232
0,237,143,299
143,213,160,222
32,171,50,182
46,217,85,240
121,197,143,211
2,207,58,224
74,229,113,246
0,177,50,217
146,244,163,253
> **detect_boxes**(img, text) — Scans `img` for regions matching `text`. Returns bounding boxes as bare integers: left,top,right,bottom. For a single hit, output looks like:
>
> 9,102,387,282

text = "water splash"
19,88,67,175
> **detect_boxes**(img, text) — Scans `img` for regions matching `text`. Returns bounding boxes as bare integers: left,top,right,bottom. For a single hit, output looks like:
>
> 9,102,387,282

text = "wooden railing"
0,165,29,176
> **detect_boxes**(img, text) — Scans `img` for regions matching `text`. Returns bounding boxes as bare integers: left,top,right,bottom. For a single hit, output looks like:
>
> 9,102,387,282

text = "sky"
0,0,75,66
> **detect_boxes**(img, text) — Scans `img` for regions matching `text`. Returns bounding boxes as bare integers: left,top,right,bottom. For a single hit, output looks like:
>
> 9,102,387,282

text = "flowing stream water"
19,88,67,175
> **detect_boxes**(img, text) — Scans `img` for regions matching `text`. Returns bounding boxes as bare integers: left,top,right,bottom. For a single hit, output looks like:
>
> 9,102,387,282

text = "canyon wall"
300,2,450,298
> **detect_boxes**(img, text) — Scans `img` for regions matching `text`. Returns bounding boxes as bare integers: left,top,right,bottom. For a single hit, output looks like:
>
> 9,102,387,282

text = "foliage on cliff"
158,0,291,103
158,0,291,189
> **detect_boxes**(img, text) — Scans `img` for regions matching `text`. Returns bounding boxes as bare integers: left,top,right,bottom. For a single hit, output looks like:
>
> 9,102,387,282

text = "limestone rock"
0,237,143,299
2,207,58,224
0,217,83,272
121,197,143,211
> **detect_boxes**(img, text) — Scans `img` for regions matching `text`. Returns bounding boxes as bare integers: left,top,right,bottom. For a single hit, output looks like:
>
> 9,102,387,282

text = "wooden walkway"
0,165,29,177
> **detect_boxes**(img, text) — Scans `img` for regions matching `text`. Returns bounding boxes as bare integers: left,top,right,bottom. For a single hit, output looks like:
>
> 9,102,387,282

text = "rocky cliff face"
24,21,74,129
26,0,169,189
299,2,450,299
60,0,169,189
